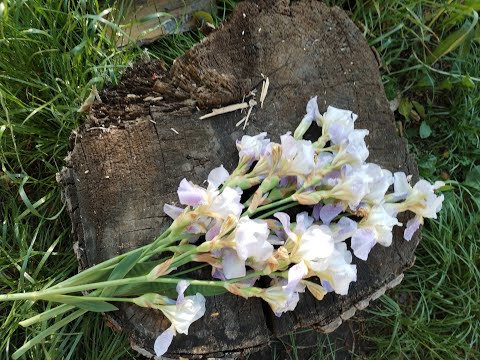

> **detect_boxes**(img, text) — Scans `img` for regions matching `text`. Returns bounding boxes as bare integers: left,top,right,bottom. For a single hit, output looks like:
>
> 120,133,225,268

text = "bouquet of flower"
1,97,444,358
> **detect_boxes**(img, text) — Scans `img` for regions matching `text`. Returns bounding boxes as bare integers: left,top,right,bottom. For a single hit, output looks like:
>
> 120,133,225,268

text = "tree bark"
59,0,419,358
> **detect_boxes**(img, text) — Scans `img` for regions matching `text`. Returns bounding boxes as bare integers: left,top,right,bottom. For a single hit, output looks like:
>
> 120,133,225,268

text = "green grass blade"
427,10,478,64
12,309,87,360
18,304,74,328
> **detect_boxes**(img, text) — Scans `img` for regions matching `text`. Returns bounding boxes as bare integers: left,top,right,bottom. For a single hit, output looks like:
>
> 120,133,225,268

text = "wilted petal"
329,122,351,145
359,205,400,247
262,279,305,317
274,212,297,241
318,106,357,132
331,217,357,242
295,212,314,233
176,280,189,303
159,283,206,336
177,179,208,206
312,204,322,221
327,166,371,209
236,132,270,161
327,243,357,295
279,175,297,187
306,96,321,120
346,129,369,164
404,216,421,241
351,228,376,260
209,186,243,219
362,164,393,205
392,172,410,201
294,225,334,262
294,97,320,139
321,279,334,293
320,203,344,225
275,292,300,317
222,249,246,279
207,165,230,189
316,152,335,169
285,261,308,292
154,325,175,357
235,217,273,262
267,234,284,246
205,223,221,241
212,267,227,280
280,134,315,177
163,203,184,220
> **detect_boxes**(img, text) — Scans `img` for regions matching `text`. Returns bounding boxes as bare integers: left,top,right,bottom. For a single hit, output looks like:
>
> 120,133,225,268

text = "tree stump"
59,0,419,358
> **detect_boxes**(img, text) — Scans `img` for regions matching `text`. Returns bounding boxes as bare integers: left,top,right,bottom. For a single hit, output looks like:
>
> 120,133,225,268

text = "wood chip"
143,96,163,102
260,77,269,108
199,102,249,120
236,99,257,129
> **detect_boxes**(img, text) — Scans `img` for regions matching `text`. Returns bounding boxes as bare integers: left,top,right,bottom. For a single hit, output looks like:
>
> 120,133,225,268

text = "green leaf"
112,282,177,297
461,74,476,88
399,98,413,119
419,121,432,139
102,250,143,296
427,10,478,64
418,154,438,178
46,295,118,312
412,101,426,118
415,73,435,88
438,78,453,90
57,266,111,288
108,251,143,281
187,284,227,297
464,0,480,11
465,166,480,191
474,24,480,42
127,260,164,277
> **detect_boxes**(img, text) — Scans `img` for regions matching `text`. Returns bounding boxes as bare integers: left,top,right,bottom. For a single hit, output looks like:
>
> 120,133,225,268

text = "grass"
0,0,479,359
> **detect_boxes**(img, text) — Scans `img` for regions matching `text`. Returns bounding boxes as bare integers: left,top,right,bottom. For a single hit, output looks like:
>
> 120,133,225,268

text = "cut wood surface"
60,0,420,358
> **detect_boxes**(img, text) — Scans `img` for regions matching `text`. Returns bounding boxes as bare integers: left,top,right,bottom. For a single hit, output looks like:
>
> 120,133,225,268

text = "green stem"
245,195,295,216
50,228,173,290
138,232,192,263
49,294,137,303
1,271,271,302
168,246,205,270
19,288,104,327
256,202,299,219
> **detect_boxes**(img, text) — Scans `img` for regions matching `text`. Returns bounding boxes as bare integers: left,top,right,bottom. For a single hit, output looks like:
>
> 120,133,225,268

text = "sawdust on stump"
59,0,418,358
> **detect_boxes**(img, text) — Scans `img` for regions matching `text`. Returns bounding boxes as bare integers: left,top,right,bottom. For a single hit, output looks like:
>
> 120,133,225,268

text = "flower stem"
245,195,295,216
256,202,298,219
0,271,271,302
50,228,174,290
